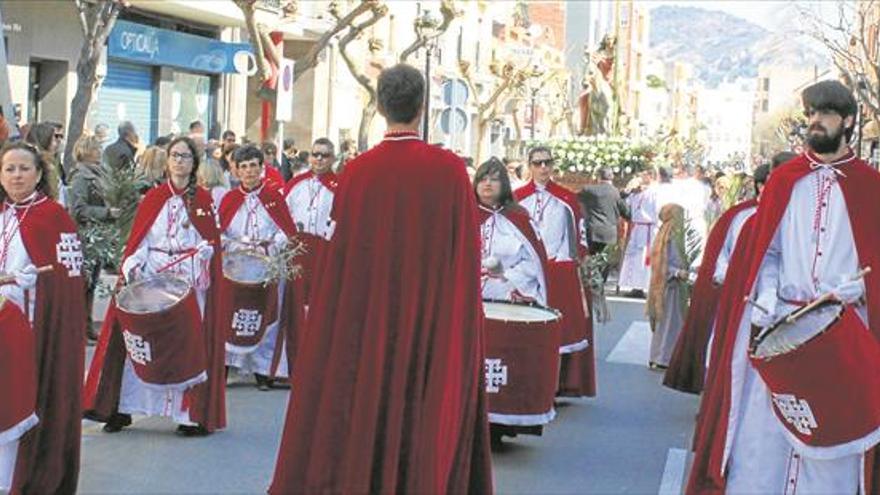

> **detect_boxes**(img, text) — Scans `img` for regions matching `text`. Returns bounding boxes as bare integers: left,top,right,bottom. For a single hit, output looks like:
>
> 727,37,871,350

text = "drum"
223,250,278,354
0,299,37,437
115,273,207,391
750,301,880,456
483,300,561,426
546,260,590,353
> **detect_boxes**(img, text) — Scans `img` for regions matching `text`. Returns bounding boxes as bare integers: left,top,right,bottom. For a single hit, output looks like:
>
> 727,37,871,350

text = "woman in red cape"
0,142,86,494
83,136,226,436
269,64,492,494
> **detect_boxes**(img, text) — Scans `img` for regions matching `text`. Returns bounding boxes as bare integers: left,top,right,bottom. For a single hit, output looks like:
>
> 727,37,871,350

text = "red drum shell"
484,301,561,425
750,305,880,455
546,260,590,352
0,300,37,436
116,288,207,390
223,278,279,353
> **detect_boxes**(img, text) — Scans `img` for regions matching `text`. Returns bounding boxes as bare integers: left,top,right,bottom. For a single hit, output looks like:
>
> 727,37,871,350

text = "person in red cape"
283,137,338,304
269,64,493,494
515,147,596,397
688,81,880,493
83,136,226,437
1,299,37,493
662,163,773,393
219,144,300,390
0,142,86,494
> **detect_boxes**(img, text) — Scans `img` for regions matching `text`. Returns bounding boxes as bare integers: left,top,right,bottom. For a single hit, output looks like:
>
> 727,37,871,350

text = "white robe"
712,206,756,285
118,193,211,425
725,166,863,493
619,189,657,291
223,188,289,378
479,208,547,306
519,184,578,261
285,175,335,238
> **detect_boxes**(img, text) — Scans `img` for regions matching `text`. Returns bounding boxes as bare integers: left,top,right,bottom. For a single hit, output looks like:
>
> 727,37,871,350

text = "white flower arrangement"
526,136,653,182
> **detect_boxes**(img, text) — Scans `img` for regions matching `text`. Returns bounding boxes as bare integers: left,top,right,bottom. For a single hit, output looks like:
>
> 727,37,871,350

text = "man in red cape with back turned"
688,81,880,493
268,64,493,494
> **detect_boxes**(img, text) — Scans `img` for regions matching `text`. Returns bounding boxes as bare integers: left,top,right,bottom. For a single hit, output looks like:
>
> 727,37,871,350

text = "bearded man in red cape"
268,64,493,494
688,81,880,493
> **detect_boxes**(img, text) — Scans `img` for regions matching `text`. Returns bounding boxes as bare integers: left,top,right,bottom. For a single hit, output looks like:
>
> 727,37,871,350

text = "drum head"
753,300,844,359
117,273,192,315
224,250,271,284
483,300,560,323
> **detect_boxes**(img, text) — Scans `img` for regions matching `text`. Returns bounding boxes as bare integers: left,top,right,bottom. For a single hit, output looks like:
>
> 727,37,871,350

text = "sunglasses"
170,152,194,161
311,151,332,159
530,159,554,167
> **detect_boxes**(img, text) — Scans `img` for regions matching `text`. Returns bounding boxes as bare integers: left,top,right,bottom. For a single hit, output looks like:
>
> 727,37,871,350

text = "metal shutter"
90,61,155,144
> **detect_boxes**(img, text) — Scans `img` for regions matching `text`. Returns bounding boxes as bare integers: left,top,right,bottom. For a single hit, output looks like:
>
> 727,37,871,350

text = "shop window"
170,71,214,137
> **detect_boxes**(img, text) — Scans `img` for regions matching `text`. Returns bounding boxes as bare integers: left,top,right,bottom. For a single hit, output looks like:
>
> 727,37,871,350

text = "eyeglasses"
54,133,64,140
311,151,332,159
170,152,194,161
530,158,554,167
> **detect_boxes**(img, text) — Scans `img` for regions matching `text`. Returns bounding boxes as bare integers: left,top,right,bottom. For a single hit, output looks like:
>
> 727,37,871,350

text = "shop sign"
108,20,253,74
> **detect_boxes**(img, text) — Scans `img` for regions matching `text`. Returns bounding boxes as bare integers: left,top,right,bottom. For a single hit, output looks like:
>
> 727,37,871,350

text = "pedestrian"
220,143,240,188
103,121,139,171
618,172,656,296
260,140,284,191
189,120,205,139
283,137,338,304
135,145,167,193
646,203,688,370
83,136,226,437
219,144,299,391
197,155,229,208
0,142,87,494
23,122,63,203
579,167,630,257
516,146,596,398
689,80,880,493
69,134,122,341
94,123,110,145
280,138,296,181
221,129,236,147
269,63,493,494
504,158,525,190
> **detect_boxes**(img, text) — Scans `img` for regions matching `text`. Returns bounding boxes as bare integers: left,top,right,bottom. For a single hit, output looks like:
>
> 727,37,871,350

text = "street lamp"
526,64,545,140
415,9,442,141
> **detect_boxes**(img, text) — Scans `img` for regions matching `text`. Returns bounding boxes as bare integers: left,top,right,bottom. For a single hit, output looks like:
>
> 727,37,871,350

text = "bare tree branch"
74,0,90,37
399,0,458,63
292,0,379,81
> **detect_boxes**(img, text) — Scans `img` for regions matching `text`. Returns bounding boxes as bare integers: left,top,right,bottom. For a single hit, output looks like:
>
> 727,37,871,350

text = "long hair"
136,146,167,184
0,142,54,202
473,157,518,209
166,136,201,214
198,157,228,189
25,122,56,152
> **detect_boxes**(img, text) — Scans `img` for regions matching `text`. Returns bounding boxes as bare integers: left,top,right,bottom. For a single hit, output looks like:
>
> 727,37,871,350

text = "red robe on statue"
10,198,86,494
83,184,226,432
687,153,880,494
269,132,493,494
218,183,304,376
663,199,757,394
515,180,596,397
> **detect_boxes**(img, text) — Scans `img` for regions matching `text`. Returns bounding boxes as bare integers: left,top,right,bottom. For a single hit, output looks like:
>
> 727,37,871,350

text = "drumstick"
156,248,199,273
0,265,54,285
785,266,872,323
743,296,770,315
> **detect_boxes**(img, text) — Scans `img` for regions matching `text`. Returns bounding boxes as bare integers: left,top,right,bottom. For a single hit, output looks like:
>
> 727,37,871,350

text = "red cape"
83,183,226,432
264,165,285,193
515,180,588,259
687,152,880,494
0,300,36,442
217,183,302,377
10,198,86,494
477,203,549,274
663,199,757,394
269,138,493,494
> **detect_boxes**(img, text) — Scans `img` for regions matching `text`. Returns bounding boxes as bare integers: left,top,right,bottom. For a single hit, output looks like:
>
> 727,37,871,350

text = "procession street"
79,297,701,494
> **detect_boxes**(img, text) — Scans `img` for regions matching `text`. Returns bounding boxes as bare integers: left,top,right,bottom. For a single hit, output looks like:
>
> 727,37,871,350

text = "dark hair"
234,144,264,167
658,166,672,183
527,145,553,164
219,142,239,172
0,142,53,201
598,167,614,181
473,157,517,208
25,122,56,152
189,120,204,132
802,80,858,140
222,130,236,141
154,135,172,147
117,121,136,139
753,163,771,192
312,137,335,155
296,150,309,163
166,136,201,214
283,138,296,151
770,151,798,170
377,64,425,124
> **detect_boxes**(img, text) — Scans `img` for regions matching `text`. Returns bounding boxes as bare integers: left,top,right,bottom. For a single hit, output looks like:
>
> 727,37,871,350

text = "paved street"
79,298,701,494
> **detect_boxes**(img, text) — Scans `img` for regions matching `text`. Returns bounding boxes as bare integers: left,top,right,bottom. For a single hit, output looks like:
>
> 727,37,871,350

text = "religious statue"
578,35,616,136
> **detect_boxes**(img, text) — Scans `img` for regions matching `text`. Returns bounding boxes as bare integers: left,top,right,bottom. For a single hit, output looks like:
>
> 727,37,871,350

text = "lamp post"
415,10,442,142
526,64,544,140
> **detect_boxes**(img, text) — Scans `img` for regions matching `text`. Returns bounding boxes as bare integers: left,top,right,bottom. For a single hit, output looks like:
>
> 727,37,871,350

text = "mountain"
649,5,829,87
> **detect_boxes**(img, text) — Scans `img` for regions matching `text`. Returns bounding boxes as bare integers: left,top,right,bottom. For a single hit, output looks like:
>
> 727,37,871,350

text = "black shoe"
255,373,272,391
87,325,100,342
102,413,132,433
176,424,210,437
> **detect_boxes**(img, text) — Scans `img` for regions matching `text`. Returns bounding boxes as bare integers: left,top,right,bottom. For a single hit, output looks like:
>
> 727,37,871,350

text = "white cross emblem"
122,330,152,366
231,309,262,337
772,393,818,436
56,233,83,277
484,358,508,394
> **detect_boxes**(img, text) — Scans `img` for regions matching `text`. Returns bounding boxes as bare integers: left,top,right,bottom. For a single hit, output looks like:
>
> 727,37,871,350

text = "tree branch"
74,0,90,37
399,0,457,63
292,0,380,81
